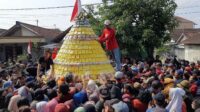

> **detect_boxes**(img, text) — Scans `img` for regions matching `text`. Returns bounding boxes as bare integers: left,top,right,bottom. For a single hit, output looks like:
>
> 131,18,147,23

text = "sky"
0,0,200,30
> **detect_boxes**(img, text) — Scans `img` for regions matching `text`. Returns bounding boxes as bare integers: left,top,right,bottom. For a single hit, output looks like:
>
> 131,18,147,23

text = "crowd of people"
0,54,200,112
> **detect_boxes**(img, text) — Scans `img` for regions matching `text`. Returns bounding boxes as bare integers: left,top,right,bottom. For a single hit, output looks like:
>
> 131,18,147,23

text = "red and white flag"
27,40,32,54
70,0,82,22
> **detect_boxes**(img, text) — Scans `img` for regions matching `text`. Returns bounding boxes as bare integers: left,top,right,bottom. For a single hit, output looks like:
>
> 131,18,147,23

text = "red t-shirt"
132,99,148,112
99,27,119,51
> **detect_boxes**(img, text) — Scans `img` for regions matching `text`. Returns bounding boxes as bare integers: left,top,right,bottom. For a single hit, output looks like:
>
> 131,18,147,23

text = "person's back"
112,100,129,112
132,98,147,112
95,100,104,112
45,98,58,112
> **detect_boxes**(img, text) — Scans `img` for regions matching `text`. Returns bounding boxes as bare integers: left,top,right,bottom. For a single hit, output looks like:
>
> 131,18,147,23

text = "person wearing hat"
37,49,54,81
177,80,194,112
99,20,121,71
108,85,129,112
95,85,110,112
162,77,174,97
114,71,124,89
174,69,184,85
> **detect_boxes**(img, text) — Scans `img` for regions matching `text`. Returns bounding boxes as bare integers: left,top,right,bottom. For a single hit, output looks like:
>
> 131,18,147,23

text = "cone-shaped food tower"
54,18,115,79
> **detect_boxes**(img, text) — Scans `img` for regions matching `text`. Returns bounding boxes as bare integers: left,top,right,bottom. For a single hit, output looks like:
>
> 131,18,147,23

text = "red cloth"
55,103,69,112
156,68,162,75
190,83,198,96
45,94,72,112
52,48,58,59
45,98,58,112
132,99,148,112
55,94,72,103
182,102,187,112
70,0,81,21
99,27,119,51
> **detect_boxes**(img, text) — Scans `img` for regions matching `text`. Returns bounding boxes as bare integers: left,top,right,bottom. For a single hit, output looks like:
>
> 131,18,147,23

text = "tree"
86,0,177,59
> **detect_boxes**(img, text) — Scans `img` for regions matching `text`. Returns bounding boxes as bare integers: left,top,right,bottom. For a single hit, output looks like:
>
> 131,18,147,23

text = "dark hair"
183,72,190,80
156,99,166,107
124,84,132,93
47,80,56,88
19,106,31,112
131,87,139,97
25,81,35,88
193,97,200,109
47,89,57,100
151,80,162,90
45,49,51,54
126,71,133,79
193,70,200,76
137,90,152,104
17,97,30,108
34,89,44,101
84,104,96,112
65,72,73,83
110,86,122,100
58,84,69,95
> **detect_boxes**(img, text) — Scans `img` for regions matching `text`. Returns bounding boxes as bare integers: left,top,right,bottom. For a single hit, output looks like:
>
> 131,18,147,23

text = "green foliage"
86,0,177,59
17,54,27,62
155,45,170,56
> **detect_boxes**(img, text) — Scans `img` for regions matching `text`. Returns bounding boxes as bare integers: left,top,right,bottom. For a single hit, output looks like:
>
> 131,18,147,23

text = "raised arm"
37,63,41,81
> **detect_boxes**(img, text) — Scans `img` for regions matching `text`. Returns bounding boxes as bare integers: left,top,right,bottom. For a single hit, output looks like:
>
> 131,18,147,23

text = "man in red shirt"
99,20,121,71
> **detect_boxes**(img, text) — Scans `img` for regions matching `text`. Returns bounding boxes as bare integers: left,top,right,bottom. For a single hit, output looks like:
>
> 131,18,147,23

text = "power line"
0,14,71,17
176,11,200,15
0,2,103,11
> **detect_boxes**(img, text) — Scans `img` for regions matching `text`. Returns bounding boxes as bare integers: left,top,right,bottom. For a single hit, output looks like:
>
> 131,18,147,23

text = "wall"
176,22,194,29
11,28,21,36
185,45,200,62
21,27,37,36
174,47,185,60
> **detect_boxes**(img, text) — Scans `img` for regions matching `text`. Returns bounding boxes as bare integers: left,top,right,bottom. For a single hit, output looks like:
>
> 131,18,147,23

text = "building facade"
170,16,200,62
0,21,61,61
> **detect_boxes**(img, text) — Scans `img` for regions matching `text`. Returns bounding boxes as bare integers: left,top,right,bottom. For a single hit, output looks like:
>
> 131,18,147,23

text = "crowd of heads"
0,55,200,112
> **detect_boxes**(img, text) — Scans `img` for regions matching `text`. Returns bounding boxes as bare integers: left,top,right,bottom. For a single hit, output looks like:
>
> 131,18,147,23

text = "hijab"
36,101,47,112
18,86,32,102
166,88,185,112
87,80,98,93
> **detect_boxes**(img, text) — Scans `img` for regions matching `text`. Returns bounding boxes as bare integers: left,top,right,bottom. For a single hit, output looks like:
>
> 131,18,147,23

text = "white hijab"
166,88,185,112
87,80,98,92
36,101,47,112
